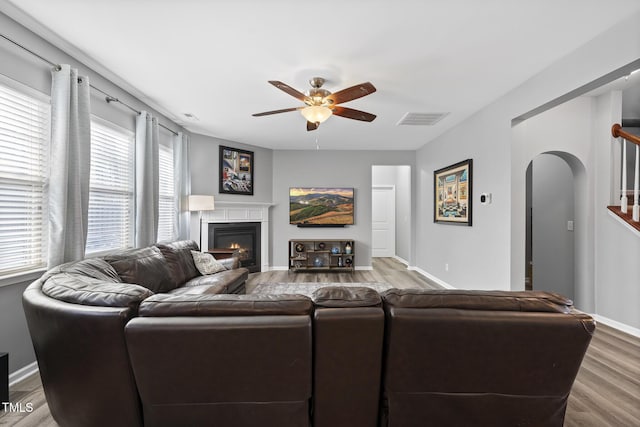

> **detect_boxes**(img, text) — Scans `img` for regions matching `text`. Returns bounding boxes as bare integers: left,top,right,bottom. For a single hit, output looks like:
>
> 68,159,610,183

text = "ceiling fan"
252,77,377,131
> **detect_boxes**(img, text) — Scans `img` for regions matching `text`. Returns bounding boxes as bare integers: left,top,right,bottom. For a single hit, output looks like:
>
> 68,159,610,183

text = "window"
86,118,134,254
157,140,176,242
0,78,50,276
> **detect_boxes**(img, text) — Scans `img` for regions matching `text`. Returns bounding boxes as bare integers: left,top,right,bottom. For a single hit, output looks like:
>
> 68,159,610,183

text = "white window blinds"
86,118,134,254
0,80,50,276
157,141,176,242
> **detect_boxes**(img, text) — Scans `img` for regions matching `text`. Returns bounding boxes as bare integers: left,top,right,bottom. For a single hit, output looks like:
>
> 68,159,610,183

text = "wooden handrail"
612,124,640,145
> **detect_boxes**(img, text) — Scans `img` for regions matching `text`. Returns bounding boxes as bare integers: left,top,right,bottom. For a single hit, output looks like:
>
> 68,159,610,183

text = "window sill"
0,268,46,289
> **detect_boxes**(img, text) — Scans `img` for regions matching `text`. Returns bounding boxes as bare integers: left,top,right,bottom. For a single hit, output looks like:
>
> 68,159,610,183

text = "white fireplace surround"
199,201,272,272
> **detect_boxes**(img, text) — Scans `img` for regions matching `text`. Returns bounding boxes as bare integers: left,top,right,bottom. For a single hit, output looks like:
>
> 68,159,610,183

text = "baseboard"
408,266,455,289
268,265,373,271
593,314,640,338
9,361,38,387
393,255,409,266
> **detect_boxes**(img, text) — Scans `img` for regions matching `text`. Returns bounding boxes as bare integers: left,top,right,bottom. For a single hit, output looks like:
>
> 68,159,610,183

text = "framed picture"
434,159,472,226
219,145,254,195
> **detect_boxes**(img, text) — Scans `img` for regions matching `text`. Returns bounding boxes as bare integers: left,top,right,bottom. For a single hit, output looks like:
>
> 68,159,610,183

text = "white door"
372,185,396,257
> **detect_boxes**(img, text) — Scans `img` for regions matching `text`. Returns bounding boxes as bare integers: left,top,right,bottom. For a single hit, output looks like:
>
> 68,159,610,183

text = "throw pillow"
191,251,228,275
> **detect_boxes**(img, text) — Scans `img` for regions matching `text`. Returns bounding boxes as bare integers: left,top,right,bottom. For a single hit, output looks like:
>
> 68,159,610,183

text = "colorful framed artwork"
219,145,254,195
434,159,472,226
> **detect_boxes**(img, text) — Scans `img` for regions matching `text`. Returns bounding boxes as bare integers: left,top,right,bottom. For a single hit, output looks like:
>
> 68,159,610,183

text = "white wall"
372,165,412,263
593,92,640,330
515,98,594,310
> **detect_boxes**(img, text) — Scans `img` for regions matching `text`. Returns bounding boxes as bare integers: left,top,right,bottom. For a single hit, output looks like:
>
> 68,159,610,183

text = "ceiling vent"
397,112,449,126
183,113,199,121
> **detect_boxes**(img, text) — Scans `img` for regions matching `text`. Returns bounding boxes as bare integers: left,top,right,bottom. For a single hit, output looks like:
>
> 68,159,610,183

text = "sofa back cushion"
382,288,574,313
154,240,200,287
104,246,174,293
312,286,382,308
138,293,313,317
41,257,122,283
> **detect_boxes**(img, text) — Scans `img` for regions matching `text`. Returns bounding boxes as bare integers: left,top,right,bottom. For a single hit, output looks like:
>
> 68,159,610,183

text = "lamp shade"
301,105,332,123
188,195,215,211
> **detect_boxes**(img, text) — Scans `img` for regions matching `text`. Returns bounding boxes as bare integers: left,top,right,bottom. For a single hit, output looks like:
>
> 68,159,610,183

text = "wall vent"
397,112,449,126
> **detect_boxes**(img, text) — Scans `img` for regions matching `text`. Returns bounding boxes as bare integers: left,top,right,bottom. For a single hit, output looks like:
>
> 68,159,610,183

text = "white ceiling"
2,0,640,150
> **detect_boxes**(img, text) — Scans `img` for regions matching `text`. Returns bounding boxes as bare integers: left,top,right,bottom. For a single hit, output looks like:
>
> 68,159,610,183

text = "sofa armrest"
218,255,239,270
23,281,143,427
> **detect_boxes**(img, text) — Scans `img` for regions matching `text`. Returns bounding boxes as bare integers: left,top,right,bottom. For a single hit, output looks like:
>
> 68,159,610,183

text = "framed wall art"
219,145,254,195
434,159,472,226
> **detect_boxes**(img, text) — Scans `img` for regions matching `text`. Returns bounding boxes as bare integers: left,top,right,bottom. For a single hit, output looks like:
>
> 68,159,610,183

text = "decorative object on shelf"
288,239,353,273
434,158,473,226
219,145,254,195
344,242,352,254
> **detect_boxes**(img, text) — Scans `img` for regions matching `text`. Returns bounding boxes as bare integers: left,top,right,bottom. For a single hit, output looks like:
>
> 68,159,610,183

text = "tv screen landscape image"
290,187,354,226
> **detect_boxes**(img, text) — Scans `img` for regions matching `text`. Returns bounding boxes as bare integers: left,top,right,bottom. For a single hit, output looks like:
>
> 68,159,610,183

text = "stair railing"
612,124,640,222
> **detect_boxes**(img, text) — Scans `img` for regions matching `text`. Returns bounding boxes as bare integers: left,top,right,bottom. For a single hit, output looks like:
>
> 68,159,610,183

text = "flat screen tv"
290,187,354,227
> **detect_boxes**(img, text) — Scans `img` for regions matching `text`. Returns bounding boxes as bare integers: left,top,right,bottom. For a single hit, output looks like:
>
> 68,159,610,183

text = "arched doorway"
525,151,589,308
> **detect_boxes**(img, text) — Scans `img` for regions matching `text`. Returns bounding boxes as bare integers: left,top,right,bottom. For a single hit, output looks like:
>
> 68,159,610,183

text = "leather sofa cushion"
104,246,174,293
155,240,200,287
138,293,313,317
42,273,153,308
167,283,227,296
41,257,122,283
183,268,249,290
312,286,382,308
382,289,573,313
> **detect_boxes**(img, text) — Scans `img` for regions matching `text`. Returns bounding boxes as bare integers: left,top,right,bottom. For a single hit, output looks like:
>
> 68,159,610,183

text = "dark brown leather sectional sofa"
22,240,595,427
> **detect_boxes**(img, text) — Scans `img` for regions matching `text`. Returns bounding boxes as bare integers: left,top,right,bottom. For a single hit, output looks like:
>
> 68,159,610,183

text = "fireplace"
208,222,261,273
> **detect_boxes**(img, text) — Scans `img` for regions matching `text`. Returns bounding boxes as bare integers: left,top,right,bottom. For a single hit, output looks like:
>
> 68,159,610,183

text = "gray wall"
271,150,415,268
189,133,273,202
372,165,412,263
416,10,640,331
531,154,575,300
0,11,182,374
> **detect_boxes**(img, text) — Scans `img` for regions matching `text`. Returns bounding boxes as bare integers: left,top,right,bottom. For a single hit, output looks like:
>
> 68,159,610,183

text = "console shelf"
289,239,354,273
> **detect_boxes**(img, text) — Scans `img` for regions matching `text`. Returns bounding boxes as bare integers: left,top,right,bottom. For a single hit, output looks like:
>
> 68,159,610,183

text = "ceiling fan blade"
252,107,301,117
326,82,376,105
332,106,376,122
307,121,319,131
268,81,307,101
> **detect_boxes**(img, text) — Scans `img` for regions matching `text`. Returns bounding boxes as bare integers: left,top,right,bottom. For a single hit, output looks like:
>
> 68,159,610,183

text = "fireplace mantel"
200,201,273,272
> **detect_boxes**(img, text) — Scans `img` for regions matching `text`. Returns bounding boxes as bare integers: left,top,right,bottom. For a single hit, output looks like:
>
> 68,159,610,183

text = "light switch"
567,220,574,231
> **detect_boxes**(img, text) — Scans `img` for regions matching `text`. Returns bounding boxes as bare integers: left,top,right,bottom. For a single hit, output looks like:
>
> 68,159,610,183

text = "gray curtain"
47,65,91,267
175,131,191,240
135,111,159,247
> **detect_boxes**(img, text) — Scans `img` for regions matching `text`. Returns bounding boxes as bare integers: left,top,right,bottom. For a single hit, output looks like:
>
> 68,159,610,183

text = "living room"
1,1,639,426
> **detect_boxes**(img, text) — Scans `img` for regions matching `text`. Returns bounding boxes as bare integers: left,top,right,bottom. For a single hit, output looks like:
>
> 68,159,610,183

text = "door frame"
372,184,396,258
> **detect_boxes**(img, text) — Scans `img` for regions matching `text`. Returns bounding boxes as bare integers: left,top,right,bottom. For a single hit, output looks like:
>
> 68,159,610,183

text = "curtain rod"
1,32,179,136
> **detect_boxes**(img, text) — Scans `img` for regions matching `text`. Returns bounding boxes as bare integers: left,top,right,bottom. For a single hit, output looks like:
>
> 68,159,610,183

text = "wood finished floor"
1,258,638,426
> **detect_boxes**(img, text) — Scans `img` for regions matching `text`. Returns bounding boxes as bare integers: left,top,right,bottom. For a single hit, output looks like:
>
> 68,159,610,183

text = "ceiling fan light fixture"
301,105,332,123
